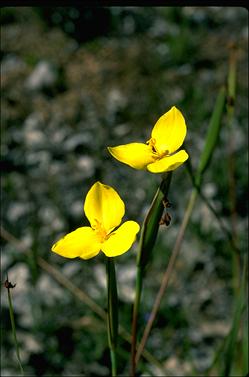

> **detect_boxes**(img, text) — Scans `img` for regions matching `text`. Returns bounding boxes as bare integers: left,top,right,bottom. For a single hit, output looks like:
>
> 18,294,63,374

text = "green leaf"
195,86,226,187
221,259,247,376
227,46,237,105
242,312,249,376
137,172,172,270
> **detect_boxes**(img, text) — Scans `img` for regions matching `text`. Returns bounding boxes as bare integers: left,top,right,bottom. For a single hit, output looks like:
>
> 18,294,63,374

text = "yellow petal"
101,221,140,257
52,227,101,260
108,143,155,170
147,150,189,173
84,181,125,233
151,106,187,154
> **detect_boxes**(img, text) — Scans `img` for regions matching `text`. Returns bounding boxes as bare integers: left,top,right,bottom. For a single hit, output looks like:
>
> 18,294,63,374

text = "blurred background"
1,6,248,376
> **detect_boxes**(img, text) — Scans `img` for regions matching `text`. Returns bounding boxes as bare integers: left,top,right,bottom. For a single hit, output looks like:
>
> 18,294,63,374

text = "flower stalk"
195,86,226,188
226,43,240,294
135,188,197,366
5,275,24,376
106,257,118,376
131,172,172,376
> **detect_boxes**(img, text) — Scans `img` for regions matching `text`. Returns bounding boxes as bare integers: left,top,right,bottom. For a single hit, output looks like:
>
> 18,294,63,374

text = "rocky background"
1,7,248,376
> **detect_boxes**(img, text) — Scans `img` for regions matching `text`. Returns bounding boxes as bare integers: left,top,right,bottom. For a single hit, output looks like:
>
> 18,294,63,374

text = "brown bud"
159,212,171,226
163,197,172,208
4,279,16,289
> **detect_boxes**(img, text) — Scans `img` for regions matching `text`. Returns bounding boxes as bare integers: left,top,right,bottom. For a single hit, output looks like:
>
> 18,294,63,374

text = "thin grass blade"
221,259,247,376
195,86,226,186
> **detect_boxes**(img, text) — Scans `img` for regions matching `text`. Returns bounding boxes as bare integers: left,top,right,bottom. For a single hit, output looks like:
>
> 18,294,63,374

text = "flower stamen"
147,138,170,159
92,219,108,242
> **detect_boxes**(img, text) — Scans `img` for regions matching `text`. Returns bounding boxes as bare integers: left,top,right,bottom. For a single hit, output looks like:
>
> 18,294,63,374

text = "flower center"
147,138,170,159
92,219,111,242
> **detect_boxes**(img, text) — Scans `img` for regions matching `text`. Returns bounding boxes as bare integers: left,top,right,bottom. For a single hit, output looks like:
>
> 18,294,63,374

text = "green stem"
186,161,239,254
131,172,172,376
131,266,142,376
135,188,197,366
110,348,117,376
106,257,118,376
6,283,24,375
226,44,240,294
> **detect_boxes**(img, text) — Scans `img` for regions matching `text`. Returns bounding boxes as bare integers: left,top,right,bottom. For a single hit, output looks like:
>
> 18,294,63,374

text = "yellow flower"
52,182,140,259
108,106,189,173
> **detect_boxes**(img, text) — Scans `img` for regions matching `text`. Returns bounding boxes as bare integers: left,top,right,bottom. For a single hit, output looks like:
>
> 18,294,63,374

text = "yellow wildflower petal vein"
151,106,187,155
108,143,155,170
84,181,125,233
101,221,140,257
52,227,101,259
147,149,189,173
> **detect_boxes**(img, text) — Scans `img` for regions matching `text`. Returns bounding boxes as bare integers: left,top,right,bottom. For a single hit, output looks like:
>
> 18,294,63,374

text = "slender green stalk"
110,349,117,376
106,257,118,376
6,277,24,375
131,172,172,376
195,86,226,187
135,188,197,365
226,44,240,294
221,256,247,377
242,310,249,376
186,158,239,255
130,266,142,376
